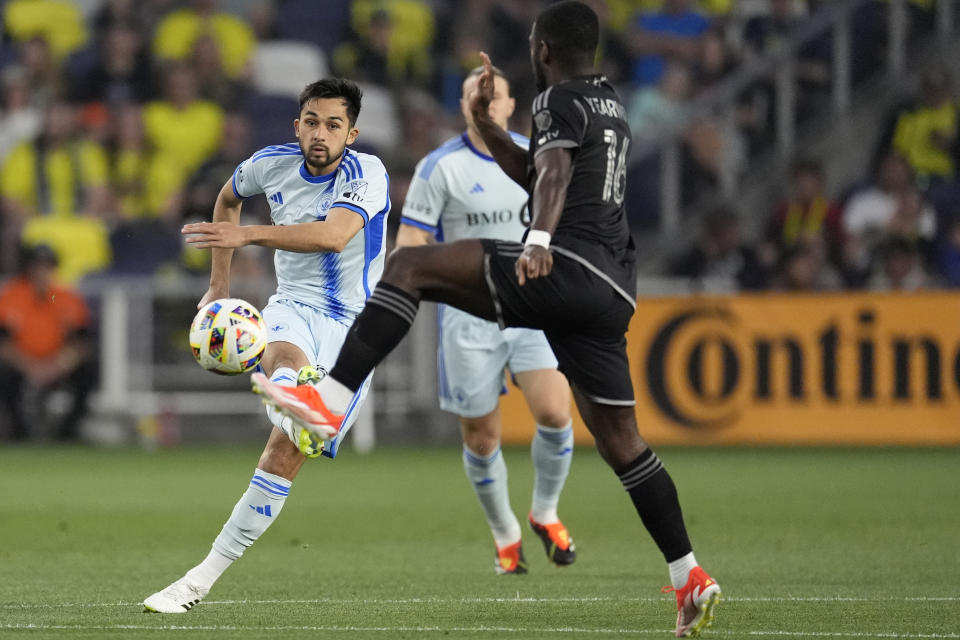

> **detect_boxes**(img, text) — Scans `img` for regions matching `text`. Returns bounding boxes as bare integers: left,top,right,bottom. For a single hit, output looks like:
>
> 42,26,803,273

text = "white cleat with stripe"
143,577,209,613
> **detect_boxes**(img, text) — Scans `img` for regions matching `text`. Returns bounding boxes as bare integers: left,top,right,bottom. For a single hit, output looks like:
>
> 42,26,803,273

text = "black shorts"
480,239,636,405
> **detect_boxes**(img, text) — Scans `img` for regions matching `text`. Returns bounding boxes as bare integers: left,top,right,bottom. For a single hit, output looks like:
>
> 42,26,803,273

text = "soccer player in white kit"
397,66,576,574
143,78,390,612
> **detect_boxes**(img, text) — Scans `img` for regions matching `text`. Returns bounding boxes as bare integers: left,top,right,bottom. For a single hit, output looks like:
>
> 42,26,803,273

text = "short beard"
301,144,343,173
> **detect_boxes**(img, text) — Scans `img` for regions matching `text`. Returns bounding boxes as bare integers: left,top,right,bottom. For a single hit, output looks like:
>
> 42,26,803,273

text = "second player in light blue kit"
398,65,576,574
143,78,390,612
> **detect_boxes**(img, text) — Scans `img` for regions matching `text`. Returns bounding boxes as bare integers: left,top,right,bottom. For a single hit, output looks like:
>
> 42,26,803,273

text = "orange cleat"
251,372,342,440
494,541,528,575
663,566,721,638
528,514,576,566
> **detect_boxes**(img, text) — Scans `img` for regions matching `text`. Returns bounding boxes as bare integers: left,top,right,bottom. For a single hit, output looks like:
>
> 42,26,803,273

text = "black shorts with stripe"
480,239,636,405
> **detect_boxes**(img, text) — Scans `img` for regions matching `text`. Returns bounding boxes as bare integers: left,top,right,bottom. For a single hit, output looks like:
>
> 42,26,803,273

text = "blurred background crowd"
0,0,957,291
0,0,959,443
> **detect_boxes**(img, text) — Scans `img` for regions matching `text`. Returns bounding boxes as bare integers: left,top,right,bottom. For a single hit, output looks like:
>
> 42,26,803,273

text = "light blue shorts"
437,305,558,418
262,295,372,458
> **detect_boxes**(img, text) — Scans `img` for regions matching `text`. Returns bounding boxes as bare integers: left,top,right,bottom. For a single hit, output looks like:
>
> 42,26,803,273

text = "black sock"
330,282,419,391
618,449,693,563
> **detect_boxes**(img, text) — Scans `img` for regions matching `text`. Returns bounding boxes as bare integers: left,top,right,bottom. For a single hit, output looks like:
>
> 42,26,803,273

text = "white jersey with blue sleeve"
399,132,560,418
233,144,391,323
401,132,529,242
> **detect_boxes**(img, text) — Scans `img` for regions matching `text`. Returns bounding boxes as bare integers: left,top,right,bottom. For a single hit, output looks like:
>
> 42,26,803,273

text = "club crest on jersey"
315,192,334,219
534,110,552,132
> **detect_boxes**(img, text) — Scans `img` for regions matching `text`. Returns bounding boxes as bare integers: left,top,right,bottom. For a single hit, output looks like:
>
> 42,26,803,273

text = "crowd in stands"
0,0,956,296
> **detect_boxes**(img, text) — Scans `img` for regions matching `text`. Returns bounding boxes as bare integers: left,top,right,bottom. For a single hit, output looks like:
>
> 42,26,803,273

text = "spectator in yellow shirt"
891,69,957,185
0,101,109,220
152,0,256,79
142,63,225,218
3,0,87,61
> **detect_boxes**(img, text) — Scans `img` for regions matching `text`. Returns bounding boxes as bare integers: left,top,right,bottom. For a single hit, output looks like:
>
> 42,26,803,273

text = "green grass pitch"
1,444,958,639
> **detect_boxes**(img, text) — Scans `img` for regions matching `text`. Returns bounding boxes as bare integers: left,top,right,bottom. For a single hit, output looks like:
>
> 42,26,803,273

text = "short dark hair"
298,78,363,126
534,1,599,69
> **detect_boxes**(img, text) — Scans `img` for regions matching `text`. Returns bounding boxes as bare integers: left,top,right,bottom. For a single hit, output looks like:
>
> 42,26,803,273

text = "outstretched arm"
184,179,367,306
185,208,363,254
469,52,529,187
515,147,573,285
192,180,243,307
183,181,364,254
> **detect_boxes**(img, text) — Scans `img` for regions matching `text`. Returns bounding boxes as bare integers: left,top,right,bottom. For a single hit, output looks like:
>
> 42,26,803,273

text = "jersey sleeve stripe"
535,139,579,155
332,201,370,223
231,165,252,199
399,216,438,232
348,155,364,179
342,161,354,181
251,143,299,160
417,136,466,180
251,150,302,164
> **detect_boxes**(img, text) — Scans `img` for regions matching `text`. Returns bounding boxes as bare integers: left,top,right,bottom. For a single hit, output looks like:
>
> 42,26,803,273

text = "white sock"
314,376,354,415
184,548,233,589
265,368,298,430
271,367,297,385
668,551,698,590
529,421,573,524
209,468,291,576
462,445,521,548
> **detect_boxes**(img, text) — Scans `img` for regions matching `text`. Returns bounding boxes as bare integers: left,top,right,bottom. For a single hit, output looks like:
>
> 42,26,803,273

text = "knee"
383,246,422,284
532,403,571,429
460,417,499,455
593,427,647,471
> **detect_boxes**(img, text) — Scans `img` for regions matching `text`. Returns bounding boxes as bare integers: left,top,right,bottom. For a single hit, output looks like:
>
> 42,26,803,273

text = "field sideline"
1,444,957,639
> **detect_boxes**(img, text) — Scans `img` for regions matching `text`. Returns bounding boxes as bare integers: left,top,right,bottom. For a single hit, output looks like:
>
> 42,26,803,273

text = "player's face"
461,74,515,132
294,98,359,174
529,26,548,93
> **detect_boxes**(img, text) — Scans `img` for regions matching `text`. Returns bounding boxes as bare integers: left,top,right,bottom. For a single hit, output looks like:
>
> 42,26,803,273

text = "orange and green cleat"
663,566,722,638
528,514,576,566
251,372,342,441
494,541,528,575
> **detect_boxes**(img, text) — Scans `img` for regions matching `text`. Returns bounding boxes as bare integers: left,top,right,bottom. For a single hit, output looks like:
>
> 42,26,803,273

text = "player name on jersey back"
528,75,637,303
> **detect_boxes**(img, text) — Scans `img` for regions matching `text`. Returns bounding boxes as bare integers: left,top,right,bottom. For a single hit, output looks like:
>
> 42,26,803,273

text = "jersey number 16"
602,129,630,205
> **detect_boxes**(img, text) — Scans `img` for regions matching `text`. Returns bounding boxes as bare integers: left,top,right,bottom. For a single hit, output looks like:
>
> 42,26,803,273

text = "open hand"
468,52,496,125
182,221,248,249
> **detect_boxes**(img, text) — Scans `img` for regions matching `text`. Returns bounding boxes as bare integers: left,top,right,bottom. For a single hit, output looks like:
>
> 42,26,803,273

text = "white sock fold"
529,421,574,524
265,368,299,430
462,445,521,548
314,376,354,415
184,548,233,590
668,551,699,590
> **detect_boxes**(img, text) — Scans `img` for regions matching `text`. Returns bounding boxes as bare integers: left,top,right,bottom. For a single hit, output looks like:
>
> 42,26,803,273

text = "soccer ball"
189,298,267,375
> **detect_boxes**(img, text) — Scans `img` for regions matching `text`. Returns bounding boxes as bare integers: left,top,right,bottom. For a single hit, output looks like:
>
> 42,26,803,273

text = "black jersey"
528,75,637,303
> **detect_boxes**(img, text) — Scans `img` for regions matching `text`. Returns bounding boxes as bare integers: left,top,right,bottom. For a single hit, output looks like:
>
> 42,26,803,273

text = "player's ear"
539,40,551,66
293,118,300,137
346,127,359,145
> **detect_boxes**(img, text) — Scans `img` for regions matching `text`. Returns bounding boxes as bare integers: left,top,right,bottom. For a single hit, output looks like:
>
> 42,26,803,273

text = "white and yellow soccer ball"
189,298,267,375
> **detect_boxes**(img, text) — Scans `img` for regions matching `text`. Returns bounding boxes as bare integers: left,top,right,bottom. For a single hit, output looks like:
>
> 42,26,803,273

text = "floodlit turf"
1,444,958,639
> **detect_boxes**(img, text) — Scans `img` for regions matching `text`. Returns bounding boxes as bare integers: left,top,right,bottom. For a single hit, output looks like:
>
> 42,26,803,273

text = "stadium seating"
250,40,329,101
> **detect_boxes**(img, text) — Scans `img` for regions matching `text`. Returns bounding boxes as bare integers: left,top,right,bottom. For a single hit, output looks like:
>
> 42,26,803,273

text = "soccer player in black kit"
253,2,721,636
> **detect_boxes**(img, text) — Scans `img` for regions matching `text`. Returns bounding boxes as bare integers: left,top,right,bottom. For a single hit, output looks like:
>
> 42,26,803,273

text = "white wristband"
525,230,551,249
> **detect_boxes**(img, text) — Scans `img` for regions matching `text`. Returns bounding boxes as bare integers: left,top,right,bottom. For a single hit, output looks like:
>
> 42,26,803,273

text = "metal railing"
80,275,440,450
639,0,959,237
